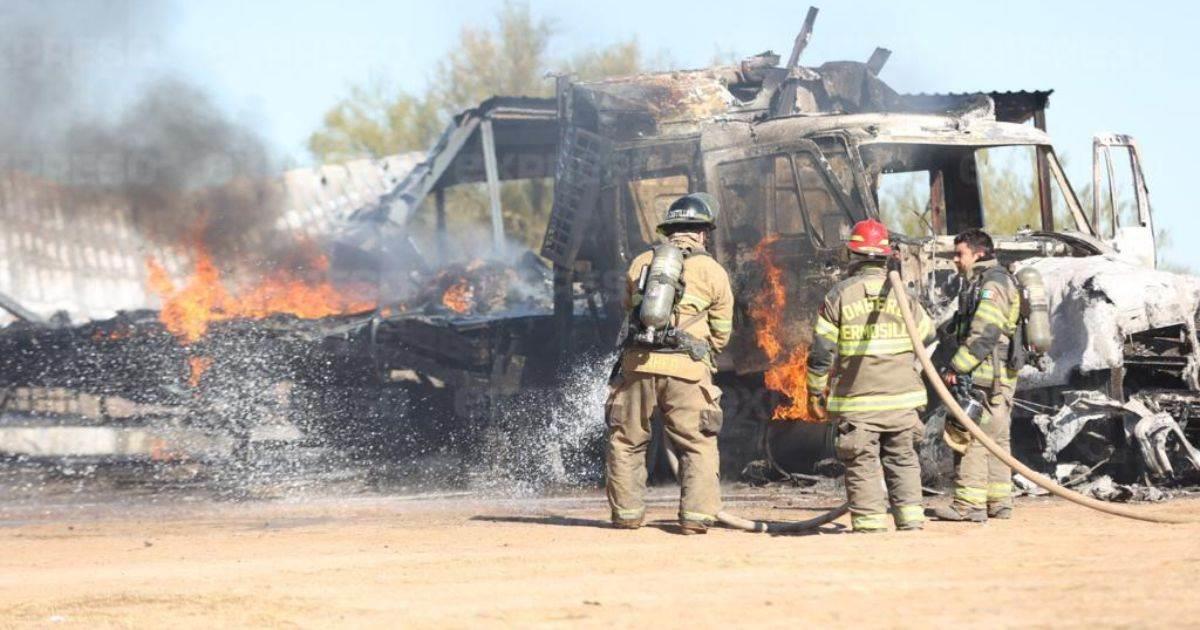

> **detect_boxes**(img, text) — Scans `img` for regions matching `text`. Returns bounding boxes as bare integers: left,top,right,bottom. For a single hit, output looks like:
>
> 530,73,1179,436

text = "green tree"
975,147,1041,234
877,172,933,237
307,83,442,163
879,147,1046,237
566,40,648,80
1154,228,1193,274
430,2,555,113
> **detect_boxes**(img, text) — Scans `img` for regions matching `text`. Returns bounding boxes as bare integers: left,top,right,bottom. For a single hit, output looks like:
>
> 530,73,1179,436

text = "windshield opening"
863,142,1087,239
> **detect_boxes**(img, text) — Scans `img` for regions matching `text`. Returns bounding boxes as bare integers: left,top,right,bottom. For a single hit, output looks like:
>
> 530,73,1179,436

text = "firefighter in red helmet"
846,218,893,256
804,219,937,532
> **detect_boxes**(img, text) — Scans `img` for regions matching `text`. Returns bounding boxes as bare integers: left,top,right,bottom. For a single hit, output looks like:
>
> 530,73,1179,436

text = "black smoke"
0,0,284,262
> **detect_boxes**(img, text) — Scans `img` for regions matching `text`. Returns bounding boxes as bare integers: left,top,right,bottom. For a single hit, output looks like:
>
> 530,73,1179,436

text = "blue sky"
160,0,1197,267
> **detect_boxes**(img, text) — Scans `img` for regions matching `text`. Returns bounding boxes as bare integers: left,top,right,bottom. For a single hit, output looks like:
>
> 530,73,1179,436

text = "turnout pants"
834,410,925,531
605,371,723,524
952,384,1014,511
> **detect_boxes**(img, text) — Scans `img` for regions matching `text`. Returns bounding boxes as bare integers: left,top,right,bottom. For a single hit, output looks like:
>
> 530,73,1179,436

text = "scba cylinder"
639,244,686,332
1016,266,1052,355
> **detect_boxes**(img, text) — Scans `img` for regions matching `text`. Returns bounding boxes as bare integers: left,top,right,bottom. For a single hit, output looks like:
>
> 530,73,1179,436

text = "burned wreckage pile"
1013,258,1200,496
0,241,560,466
1,8,1199,499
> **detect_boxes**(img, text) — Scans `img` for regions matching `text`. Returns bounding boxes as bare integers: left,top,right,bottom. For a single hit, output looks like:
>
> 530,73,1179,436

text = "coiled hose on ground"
885,270,1194,525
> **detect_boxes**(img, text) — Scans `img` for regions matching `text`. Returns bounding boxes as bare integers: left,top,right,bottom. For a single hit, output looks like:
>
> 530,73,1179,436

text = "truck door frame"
700,136,863,374
1092,134,1154,233
1091,133,1155,267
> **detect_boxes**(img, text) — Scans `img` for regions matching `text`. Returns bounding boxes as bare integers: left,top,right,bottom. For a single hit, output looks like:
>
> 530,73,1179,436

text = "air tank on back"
635,243,686,343
1016,266,1052,355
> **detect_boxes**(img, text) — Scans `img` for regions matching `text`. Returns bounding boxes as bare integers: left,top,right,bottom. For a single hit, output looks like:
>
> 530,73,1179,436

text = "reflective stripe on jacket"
950,259,1021,388
805,263,935,425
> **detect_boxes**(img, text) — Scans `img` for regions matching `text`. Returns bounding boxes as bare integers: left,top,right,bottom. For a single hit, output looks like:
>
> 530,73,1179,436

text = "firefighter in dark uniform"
933,228,1021,522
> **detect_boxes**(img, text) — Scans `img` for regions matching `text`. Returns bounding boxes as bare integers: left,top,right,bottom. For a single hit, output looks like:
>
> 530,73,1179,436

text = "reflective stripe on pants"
605,372,723,523
834,412,924,531
953,383,1014,511
954,486,987,507
894,504,925,526
988,482,1013,501
852,513,888,531
828,390,927,413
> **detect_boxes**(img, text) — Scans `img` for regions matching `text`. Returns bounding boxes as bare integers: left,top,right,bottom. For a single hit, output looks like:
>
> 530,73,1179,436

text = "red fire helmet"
847,218,892,256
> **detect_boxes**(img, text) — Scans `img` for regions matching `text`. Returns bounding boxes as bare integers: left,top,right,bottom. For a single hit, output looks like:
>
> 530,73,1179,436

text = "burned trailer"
0,286,566,468
0,94,594,471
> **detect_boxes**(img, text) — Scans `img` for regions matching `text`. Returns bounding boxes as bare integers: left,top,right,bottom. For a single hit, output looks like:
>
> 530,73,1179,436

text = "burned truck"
353,9,1200,485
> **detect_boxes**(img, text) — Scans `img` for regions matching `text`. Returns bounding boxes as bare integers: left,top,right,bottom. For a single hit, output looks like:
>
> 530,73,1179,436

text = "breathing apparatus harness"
945,258,1052,451
624,242,712,363
954,261,1052,375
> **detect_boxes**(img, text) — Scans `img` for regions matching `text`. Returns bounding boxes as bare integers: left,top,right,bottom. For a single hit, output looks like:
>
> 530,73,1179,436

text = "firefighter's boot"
612,516,643,530
929,503,987,523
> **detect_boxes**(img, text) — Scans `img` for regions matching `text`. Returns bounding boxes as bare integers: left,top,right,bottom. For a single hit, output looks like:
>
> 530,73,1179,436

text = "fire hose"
885,270,1194,525
661,446,850,533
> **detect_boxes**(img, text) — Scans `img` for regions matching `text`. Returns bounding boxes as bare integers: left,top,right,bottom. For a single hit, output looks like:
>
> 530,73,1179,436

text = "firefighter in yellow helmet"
804,218,937,533
932,228,1021,522
605,193,734,535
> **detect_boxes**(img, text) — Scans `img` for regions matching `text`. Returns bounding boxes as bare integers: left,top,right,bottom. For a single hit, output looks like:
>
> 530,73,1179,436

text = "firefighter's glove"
943,373,979,455
807,393,828,422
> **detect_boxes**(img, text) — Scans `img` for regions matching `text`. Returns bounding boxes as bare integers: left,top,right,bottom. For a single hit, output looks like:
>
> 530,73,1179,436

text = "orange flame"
91,327,133,342
441,278,474,314
146,243,375,344
749,236,815,422
187,356,212,388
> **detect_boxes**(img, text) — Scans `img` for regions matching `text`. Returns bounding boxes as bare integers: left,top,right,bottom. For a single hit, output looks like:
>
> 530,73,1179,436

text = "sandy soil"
2,486,1199,628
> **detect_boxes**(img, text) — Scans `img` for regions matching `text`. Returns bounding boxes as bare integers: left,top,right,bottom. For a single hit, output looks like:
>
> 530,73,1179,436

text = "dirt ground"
2,486,1199,628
